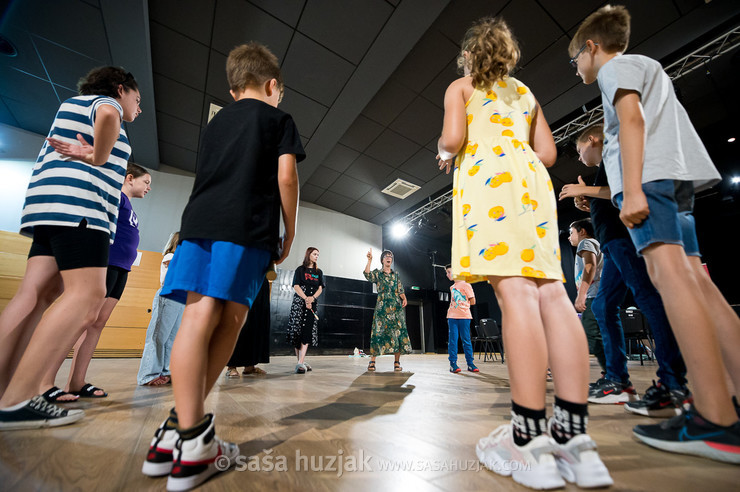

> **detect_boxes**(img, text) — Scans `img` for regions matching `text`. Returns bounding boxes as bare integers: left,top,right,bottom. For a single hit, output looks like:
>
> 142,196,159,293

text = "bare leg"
0,267,106,407
171,293,248,428
538,279,589,403
0,256,62,396
63,297,119,394
298,343,308,364
642,244,736,425
489,276,549,408
688,256,740,398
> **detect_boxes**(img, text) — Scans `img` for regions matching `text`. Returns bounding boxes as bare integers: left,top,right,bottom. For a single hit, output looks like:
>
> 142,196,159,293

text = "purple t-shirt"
108,193,140,270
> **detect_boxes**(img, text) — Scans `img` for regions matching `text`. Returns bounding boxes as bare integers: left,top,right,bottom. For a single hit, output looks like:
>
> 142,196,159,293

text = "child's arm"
614,89,649,229
575,250,597,312
437,79,467,174
559,176,611,200
46,105,122,166
276,153,299,265
529,99,557,167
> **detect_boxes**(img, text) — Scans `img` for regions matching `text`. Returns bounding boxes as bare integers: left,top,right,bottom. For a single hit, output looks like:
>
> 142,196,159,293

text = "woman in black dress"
287,247,325,373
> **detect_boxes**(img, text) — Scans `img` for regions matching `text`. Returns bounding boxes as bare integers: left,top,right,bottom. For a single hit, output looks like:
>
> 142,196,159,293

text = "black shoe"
588,379,638,404
588,372,607,390
624,381,689,418
633,406,740,464
0,395,84,430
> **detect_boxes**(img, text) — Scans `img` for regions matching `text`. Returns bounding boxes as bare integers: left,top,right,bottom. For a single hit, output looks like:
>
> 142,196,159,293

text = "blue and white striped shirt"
20,95,131,242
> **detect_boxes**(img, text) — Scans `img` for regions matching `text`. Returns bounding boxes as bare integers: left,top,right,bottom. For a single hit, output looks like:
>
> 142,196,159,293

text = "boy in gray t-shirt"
570,5,740,464
568,219,607,374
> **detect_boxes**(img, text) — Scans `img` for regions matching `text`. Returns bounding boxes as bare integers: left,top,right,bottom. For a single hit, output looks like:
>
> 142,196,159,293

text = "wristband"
437,147,457,161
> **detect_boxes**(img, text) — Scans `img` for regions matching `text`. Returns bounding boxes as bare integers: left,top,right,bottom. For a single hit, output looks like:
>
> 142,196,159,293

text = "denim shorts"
614,179,700,257
160,239,271,307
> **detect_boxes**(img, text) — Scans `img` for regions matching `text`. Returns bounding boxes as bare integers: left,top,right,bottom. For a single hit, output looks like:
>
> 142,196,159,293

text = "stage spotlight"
731,176,740,185
391,222,410,238
728,137,736,143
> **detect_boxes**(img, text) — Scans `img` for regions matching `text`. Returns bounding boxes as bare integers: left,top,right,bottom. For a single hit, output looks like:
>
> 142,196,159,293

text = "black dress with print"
286,265,325,347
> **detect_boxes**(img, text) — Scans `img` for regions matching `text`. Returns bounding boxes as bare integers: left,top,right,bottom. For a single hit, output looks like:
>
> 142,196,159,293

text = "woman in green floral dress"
363,249,412,372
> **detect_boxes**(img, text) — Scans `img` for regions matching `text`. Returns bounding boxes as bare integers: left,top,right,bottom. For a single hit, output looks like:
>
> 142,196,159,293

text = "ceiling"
1,0,739,230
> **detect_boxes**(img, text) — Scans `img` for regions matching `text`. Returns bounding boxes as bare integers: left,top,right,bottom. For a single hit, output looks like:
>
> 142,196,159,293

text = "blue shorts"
614,179,700,257
161,239,271,307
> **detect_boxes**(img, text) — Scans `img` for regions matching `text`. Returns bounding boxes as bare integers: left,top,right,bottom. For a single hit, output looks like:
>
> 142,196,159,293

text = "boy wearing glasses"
570,5,740,463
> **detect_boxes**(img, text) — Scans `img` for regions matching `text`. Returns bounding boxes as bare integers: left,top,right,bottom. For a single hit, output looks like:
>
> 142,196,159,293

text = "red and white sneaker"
167,414,239,492
142,414,179,477
476,424,565,490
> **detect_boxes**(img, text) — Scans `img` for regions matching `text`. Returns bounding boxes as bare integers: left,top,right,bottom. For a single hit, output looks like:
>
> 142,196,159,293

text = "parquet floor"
0,354,738,491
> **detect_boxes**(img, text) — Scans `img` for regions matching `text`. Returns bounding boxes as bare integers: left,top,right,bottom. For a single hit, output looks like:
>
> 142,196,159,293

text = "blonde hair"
569,5,630,56
226,42,283,95
163,231,180,256
576,123,604,143
459,17,520,90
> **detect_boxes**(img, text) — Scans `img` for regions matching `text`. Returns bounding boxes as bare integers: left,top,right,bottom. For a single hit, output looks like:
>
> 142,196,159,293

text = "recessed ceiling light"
728,137,736,143
0,35,17,57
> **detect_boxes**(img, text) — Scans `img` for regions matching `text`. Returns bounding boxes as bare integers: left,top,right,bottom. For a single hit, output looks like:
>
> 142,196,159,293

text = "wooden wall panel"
0,231,162,358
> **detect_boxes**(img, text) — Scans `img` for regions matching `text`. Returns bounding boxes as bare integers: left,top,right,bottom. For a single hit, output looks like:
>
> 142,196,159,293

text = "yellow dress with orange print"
451,77,562,282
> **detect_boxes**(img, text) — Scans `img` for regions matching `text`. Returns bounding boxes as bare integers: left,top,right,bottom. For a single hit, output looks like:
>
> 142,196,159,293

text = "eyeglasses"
569,42,597,68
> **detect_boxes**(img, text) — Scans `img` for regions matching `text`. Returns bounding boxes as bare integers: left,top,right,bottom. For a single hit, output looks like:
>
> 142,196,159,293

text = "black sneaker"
0,395,84,430
624,381,687,418
588,376,610,397
633,406,740,464
588,379,638,404
588,372,606,389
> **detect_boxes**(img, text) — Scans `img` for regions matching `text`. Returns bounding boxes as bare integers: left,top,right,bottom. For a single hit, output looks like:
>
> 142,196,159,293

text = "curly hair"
227,42,283,97
569,5,630,56
78,67,138,98
459,17,520,90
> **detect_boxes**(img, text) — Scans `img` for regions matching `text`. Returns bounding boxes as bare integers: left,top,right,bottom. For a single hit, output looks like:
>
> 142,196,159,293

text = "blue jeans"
137,289,185,385
591,238,687,389
448,318,475,366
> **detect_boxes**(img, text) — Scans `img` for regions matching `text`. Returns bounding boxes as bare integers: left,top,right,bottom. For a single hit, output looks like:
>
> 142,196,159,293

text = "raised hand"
367,248,373,261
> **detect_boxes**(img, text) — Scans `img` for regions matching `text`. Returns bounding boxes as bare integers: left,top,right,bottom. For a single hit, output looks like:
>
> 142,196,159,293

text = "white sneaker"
548,420,613,488
166,414,239,492
142,413,178,477
476,424,565,490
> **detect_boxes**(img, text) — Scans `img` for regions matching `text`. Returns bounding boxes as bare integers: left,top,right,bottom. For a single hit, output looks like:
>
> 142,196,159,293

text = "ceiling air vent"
381,178,421,199
207,103,223,123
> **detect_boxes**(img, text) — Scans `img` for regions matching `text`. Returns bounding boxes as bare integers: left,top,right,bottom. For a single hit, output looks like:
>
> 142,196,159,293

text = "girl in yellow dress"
436,17,611,490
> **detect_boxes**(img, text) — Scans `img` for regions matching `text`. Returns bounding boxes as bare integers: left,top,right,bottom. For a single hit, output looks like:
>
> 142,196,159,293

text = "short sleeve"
577,239,599,257
278,114,307,163
292,266,303,286
364,269,379,283
318,269,326,288
598,57,646,107
91,96,123,128
463,282,475,299
396,273,405,295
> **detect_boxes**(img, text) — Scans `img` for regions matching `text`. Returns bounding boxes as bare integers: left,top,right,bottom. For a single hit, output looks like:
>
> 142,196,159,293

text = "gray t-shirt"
597,54,721,200
574,238,602,299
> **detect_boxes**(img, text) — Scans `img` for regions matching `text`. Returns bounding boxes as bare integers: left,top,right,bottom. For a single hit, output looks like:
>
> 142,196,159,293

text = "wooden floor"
0,354,738,491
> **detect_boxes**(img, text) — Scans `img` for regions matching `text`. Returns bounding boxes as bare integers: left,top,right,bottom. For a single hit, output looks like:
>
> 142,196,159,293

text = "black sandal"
367,361,376,372
42,386,79,403
70,383,107,398
394,361,402,372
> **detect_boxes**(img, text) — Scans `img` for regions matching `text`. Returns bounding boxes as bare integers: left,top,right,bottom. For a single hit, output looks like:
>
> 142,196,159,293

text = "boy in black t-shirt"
560,124,688,414
141,42,304,490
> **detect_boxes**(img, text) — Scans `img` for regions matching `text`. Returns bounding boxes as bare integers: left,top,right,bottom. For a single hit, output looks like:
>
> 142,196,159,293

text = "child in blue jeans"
445,265,478,373
560,124,689,413
140,42,304,490
571,5,740,463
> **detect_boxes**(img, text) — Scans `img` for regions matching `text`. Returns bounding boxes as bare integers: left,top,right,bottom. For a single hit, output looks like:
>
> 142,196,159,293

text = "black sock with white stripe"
551,396,588,444
511,401,547,446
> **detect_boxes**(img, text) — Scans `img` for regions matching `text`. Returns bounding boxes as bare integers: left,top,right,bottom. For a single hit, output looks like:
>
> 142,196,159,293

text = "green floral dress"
364,268,412,356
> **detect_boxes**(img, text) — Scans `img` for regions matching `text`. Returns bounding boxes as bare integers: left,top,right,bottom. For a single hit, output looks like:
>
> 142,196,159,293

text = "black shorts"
105,266,129,300
28,222,109,271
